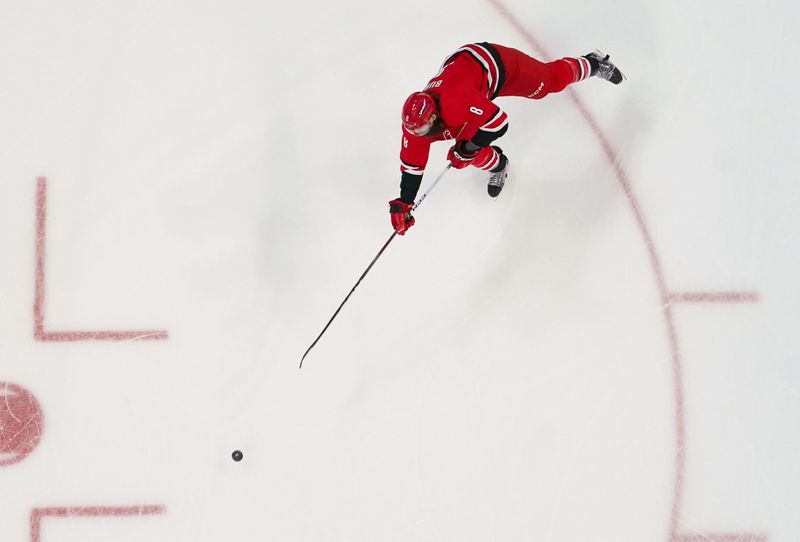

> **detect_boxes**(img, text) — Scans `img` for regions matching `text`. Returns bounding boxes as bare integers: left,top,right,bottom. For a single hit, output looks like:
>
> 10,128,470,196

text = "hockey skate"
586,51,625,84
487,158,508,198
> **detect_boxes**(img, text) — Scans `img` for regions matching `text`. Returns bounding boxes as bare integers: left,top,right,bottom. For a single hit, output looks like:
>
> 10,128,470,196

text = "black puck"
232,450,243,462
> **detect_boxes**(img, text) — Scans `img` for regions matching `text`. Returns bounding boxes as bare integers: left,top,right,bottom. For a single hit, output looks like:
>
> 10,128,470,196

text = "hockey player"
389,43,624,235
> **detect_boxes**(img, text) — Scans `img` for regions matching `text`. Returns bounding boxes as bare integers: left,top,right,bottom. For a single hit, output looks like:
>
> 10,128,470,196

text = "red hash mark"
30,505,166,542
34,177,168,342
675,533,767,542
668,291,760,304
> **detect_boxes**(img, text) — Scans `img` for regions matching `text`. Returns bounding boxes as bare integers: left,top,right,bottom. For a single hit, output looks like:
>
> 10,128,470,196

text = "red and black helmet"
401,92,437,135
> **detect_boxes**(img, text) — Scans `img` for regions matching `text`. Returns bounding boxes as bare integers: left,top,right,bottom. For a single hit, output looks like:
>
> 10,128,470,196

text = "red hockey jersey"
399,43,510,201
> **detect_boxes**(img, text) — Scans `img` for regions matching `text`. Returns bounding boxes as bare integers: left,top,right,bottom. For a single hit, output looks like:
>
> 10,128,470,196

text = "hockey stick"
299,164,452,368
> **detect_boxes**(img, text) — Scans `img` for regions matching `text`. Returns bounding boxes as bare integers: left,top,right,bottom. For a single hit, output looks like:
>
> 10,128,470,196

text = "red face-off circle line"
485,1,763,541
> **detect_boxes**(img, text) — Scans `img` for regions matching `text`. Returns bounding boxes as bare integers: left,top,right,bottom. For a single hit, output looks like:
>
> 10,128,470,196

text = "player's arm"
389,130,432,235
397,131,431,203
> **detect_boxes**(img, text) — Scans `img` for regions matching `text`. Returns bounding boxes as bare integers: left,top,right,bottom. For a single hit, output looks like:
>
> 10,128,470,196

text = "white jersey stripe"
401,162,425,176
481,109,508,132
580,57,591,80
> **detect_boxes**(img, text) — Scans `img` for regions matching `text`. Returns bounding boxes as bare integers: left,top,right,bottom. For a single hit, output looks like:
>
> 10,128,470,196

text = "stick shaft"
299,164,451,368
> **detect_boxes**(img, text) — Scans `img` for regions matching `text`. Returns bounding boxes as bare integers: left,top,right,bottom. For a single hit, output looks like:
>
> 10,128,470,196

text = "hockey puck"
232,450,243,462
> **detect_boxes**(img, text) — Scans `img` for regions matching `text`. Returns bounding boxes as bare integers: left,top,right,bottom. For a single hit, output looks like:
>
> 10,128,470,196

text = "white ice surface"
0,1,798,541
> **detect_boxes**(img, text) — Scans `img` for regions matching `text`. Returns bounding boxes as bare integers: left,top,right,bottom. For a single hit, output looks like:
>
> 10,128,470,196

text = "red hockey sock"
547,57,594,94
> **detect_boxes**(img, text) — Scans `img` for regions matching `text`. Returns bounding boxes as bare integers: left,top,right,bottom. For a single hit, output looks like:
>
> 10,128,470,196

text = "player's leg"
492,44,623,100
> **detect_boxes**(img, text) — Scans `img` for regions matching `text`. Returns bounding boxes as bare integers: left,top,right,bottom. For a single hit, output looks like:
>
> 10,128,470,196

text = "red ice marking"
486,2,763,541
675,534,767,542
34,177,168,342
30,505,166,542
668,291,760,304
0,382,44,467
